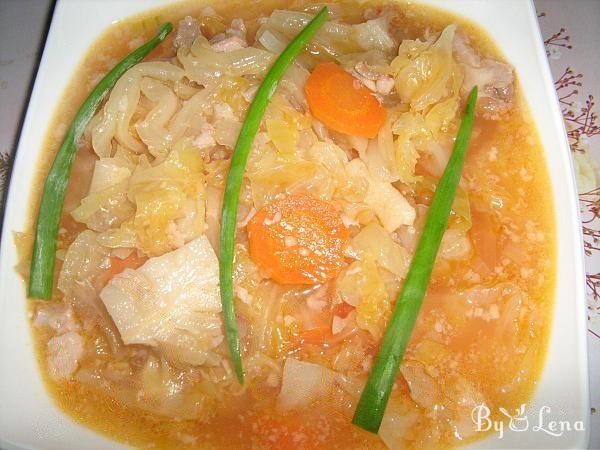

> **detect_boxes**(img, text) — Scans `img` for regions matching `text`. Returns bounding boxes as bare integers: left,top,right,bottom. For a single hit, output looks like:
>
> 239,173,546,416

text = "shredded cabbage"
336,258,391,339
378,395,419,450
391,25,463,111
264,10,396,67
71,158,134,232
127,147,205,256
266,118,299,155
345,158,415,232
179,36,275,85
57,230,110,298
346,222,409,278
352,17,396,53
278,358,361,417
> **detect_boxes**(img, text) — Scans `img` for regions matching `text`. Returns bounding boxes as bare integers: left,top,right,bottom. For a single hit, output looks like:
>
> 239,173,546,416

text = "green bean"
28,23,173,299
352,86,479,433
219,7,329,384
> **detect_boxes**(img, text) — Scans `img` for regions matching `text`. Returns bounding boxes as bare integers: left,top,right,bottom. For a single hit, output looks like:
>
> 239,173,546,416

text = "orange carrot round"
247,193,349,285
304,62,386,138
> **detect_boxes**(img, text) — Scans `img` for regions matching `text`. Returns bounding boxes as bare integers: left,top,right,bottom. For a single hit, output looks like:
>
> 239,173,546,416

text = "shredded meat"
34,303,80,334
35,302,84,381
228,18,246,39
174,16,201,49
47,331,84,381
453,32,514,119
210,35,247,52
175,16,248,52
213,102,235,121
193,122,216,149
352,62,395,96
166,221,186,248
210,18,248,52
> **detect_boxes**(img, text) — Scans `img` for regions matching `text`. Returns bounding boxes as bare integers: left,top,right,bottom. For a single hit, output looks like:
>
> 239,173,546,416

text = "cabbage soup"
19,0,555,448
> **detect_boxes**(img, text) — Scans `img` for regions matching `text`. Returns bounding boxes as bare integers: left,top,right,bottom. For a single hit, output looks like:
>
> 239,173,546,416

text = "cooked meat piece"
34,303,80,334
210,35,248,52
193,122,216,149
352,62,395,95
47,331,84,381
453,32,514,119
174,16,201,49
210,18,248,52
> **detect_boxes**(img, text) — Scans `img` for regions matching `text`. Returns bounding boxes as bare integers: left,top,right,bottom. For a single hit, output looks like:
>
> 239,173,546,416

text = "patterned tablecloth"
0,0,598,447
535,2,600,448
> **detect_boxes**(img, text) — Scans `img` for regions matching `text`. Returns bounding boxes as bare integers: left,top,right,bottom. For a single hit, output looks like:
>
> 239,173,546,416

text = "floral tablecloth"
0,0,598,447
535,1,600,447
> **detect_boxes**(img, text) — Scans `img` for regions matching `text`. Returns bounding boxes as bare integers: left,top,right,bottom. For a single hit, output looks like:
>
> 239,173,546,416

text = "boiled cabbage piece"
345,158,415,232
99,236,224,366
453,32,514,119
278,358,363,418
264,10,396,63
391,25,463,112
278,358,339,412
336,258,391,340
342,222,410,339
128,147,206,256
58,230,110,297
71,157,135,232
179,36,275,85
346,222,409,278
278,358,414,448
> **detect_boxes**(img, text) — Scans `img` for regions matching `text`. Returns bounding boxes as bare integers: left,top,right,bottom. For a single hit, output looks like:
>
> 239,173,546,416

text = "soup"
19,0,555,448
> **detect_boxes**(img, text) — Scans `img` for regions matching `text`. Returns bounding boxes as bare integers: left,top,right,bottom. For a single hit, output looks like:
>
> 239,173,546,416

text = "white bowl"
0,0,590,448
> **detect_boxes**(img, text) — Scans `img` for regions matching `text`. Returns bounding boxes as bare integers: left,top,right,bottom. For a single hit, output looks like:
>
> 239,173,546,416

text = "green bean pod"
219,7,329,384
29,23,173,299
353,86,479,433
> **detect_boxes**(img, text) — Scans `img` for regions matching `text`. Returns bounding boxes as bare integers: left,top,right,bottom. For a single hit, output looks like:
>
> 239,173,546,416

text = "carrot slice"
247,193,349,285
298,326,332,345
304,62,386,138
103,251,146,284
332,301,355,319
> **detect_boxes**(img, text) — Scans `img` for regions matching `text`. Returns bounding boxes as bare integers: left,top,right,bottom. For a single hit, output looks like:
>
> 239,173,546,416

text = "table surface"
0,0,598,448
